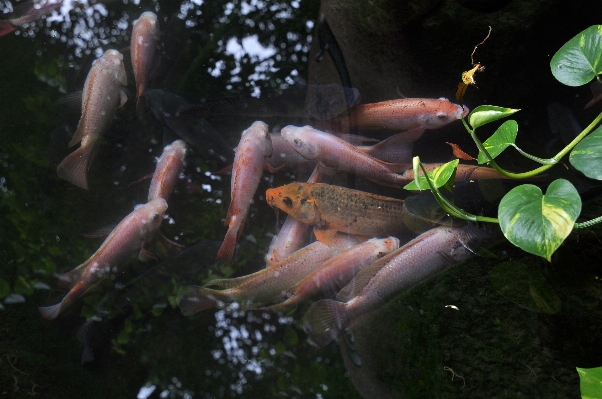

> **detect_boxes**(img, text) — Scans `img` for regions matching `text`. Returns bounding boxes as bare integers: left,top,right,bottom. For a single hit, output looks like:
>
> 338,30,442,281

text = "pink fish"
347,98,468,131
131,11,160,118
148,140,187,202
303,224,497,347
264,214,311,268
179,233,359,315
57,49,127,189
281,125,410,188
401,163,508,182
38,198,168,320
267,237,400,313
264,164,323,267
217,121,272,262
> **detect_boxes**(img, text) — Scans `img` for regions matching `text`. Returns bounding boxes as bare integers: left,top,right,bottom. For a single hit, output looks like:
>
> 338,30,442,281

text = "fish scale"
266,183,412,238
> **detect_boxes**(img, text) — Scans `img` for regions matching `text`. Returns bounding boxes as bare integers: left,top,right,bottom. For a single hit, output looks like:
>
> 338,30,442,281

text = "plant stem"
414,159,499,224
575,216,602,228
465,110,602,178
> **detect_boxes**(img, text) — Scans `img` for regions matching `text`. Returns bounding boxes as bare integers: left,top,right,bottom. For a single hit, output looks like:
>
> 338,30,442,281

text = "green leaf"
468,105,520,129
577,366,602,399
477,120,519,164
498,179,581,261
403,159,459,191
551,25,602,87
570,125,602,179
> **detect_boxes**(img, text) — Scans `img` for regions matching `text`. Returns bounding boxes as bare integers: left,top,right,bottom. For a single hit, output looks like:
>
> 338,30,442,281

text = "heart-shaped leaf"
468,105,520,129
477,120,518,164
550,25,602,87
404,159,459,191
577,366,602,399
498,179,581,261
569,125,602,179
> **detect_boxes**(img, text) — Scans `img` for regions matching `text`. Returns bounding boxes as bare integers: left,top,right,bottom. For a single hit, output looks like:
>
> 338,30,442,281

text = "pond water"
2,0,602,398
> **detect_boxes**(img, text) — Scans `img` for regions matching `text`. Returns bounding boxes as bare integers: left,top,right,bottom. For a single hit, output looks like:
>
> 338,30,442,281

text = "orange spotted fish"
266,183,414,243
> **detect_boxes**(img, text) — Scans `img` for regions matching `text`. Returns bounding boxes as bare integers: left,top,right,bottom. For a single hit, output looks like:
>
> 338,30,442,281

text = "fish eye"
282,197,293,207
436,112,447,119
151,212,159,220
293,138,303,146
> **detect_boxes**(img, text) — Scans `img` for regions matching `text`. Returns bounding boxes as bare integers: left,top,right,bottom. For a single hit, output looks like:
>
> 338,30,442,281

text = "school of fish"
37,11,507,354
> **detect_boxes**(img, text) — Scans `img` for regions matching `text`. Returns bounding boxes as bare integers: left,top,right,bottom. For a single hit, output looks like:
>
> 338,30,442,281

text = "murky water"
2,0,602,398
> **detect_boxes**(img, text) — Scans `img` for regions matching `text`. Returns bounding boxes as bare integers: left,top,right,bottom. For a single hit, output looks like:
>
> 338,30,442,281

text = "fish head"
138,198,168,238
266,183,317,223
101,49,127,85
246,121,272,157
281,125,320,160
419,99,468,129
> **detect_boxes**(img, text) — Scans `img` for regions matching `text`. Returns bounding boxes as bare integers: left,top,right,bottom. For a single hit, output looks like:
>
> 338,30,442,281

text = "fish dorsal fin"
363,128,424,164
336,254,390,302
313,227,338,245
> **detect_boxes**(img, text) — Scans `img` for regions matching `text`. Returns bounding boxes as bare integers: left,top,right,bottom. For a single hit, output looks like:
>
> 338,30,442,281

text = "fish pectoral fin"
119,89,128,107
138,246,157,262
313,227,338,245
264,162,287,174
317,162,337,176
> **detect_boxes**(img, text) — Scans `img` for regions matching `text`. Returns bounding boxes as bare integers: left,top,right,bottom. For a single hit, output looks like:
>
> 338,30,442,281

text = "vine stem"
463,110,602,178
575,215,602,229
412,157,499,224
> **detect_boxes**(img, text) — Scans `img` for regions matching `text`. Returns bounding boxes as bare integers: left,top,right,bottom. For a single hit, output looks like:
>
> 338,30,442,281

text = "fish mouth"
265,189,277,207
461,105,470,118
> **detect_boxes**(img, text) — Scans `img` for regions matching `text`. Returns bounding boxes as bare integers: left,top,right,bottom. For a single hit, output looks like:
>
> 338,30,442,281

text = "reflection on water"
2,0,602,398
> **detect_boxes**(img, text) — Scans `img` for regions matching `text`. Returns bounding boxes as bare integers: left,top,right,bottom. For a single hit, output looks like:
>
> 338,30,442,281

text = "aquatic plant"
408,25,602,261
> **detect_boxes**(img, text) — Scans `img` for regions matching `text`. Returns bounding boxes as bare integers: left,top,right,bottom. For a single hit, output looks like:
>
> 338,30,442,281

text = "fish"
179,233,359,315
38,198,168,320
265,214,312,268
343,98,469,131
303,224,499,347
148,140,187,202
267,237,400,313
56,49,128,189
281,125,412,188
265,182,413,243
145,89,234,166
217,121,272,262
0,0,114,37
131,11,160,118
400,163,508,182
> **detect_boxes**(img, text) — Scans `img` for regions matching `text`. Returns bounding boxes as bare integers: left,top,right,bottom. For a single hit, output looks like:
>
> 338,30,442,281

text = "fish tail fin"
38,303,63,320
217,226,238,262
56,145,92,189
303,299,348,348
365,128,424,164
178,286,218,316
136,89,146,119
38,292,76,320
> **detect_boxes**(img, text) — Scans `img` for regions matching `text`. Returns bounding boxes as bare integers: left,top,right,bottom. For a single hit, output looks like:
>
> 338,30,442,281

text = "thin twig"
471,26,492,65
